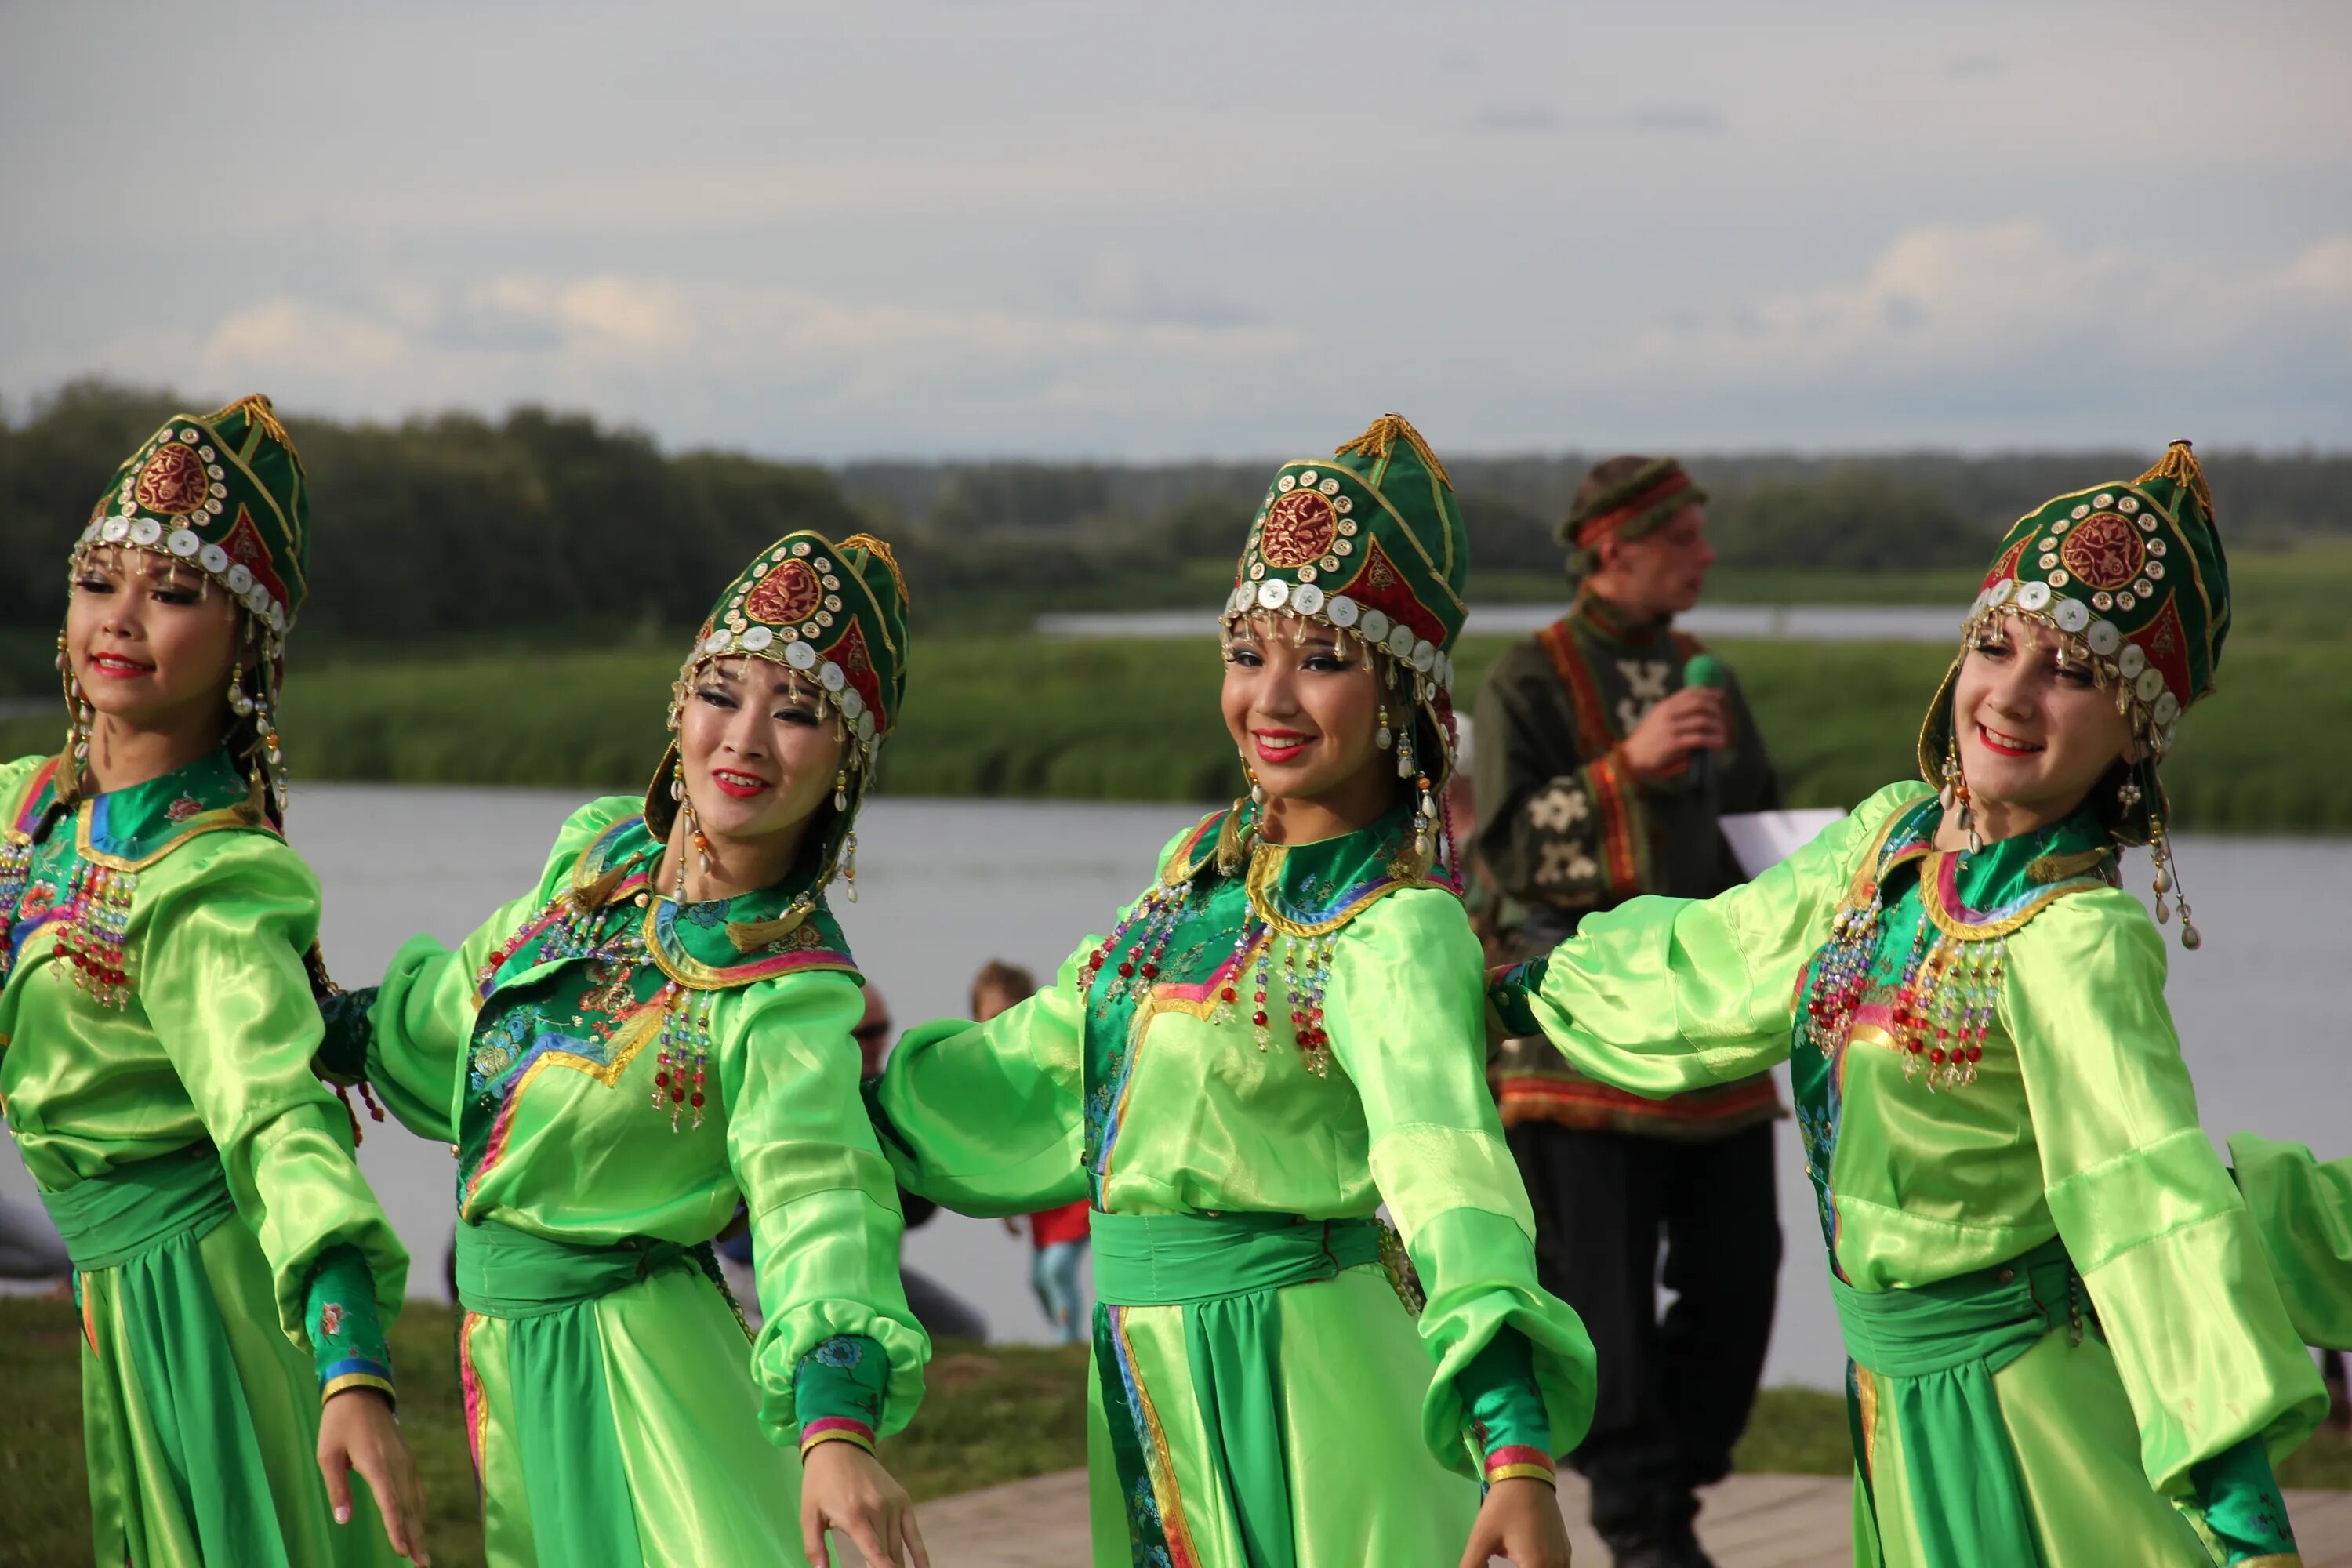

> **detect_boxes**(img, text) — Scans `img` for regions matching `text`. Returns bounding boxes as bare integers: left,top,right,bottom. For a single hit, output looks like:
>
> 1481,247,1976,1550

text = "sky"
3,1,2347,459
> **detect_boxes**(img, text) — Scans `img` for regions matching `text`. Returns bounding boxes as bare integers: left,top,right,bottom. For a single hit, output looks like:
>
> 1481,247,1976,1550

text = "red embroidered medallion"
2060,514,2145,591
319,1302,343,1337
745,558,824,625
165,795,204,823
133,443,210,516
1261,489,1339,568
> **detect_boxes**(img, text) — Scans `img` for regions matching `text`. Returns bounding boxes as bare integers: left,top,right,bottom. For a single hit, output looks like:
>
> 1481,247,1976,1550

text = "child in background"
980,960,1091,1345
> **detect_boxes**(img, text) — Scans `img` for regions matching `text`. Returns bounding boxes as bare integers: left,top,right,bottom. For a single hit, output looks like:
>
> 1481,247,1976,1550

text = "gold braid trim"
205,393,305,472
838,532,909,608
2134,439,2213,524
1334,412,1453,490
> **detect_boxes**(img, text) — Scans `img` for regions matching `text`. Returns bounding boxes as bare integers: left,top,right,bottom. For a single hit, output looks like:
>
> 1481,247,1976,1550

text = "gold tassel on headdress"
205,393,303,470
838,533,910,609
2135,439,2213,523
1334,412,1453,490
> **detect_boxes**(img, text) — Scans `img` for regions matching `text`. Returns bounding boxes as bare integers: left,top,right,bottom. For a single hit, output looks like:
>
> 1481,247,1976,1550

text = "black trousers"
1508,1120,1782,1549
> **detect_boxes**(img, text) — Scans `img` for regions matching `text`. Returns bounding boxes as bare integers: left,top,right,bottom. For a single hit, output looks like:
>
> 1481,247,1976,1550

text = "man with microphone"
1472,454,1783,1568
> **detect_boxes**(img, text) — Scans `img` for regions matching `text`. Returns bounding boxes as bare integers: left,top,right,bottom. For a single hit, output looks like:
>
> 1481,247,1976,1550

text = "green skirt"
42,1143,399,1568
1088,1211,1483,1568
1838,1240,2293,1567
453,1218,808,1568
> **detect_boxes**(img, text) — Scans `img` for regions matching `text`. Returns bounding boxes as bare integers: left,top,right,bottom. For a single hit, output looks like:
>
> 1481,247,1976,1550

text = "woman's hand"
1459,1475,1571,1568
800,1441,928,1567
318,1388,430,1564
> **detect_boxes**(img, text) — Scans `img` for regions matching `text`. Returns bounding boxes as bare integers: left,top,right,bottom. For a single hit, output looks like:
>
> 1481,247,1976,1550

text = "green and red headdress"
1219,413,1470,869
66,394,310,811
1918,442,2229,933
648,528,911,889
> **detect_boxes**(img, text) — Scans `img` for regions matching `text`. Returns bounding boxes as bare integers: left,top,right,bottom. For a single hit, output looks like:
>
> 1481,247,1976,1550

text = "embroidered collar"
8,750,268,870
567,813,858,991
1851,793,2115,942
1159,802,1441,938
1571,592,1675,648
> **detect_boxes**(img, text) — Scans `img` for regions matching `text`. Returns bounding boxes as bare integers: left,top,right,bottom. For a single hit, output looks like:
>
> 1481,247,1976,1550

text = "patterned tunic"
1472,593,1782,1138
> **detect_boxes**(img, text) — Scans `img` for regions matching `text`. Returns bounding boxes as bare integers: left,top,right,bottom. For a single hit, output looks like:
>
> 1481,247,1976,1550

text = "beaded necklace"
1802,800,2101,1094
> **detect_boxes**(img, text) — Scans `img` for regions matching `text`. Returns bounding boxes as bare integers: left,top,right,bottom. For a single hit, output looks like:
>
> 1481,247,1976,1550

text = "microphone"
1682,652,1728,793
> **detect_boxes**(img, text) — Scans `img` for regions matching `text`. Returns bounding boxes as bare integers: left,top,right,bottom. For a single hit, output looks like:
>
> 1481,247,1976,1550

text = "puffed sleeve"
1327,887,1597,1478
323,796,640,1142
2005,895,2327,1494
140,834,411,1384
866,938,1092,1218
2228,1133,2352,1350
1493,782,1924,1094
720,972,927,1446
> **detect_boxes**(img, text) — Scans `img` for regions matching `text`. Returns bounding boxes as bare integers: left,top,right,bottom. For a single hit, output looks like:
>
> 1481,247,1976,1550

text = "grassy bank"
3,1295,2341,1567
5,545,2348,832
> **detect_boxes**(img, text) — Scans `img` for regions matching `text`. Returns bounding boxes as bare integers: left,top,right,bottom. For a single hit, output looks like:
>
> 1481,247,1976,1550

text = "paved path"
840,1468,2352,1566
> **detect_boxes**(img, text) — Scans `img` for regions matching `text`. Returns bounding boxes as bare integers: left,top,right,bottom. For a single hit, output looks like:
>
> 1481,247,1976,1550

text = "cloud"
1621,107,1724,135
205,303,409,375
1468,103,1560,134
103,270,1300,452
2278,236,2352,301
1593,223,2352,391
465,276,699,358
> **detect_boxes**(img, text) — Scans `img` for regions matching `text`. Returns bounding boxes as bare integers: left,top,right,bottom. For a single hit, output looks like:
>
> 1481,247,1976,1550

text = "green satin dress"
2229,1135,2352,1352
1494,781,2325,1567
0,751,410,1568
871,804,1596,1568
327,797,925,1568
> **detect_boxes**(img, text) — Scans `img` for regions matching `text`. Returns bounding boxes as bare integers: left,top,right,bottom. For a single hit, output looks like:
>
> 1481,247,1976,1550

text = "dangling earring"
834,766,848,812
1396,706,1417,781
1375,704,1393,750
2150,812,2199,949
842,826,858,903
1411,771,1436,864
1244,757,1265,807
227,660,256,717
1940,741,1980,853
56,631,93,793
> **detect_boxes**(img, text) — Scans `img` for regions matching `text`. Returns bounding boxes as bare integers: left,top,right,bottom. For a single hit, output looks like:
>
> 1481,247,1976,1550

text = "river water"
7,785,2343,1390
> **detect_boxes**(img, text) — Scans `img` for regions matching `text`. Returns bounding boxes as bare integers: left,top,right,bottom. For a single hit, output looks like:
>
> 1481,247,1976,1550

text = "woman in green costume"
1489,443,2326,1567
321,528,929,1568
1,397,429,1566
870,415,1595,1568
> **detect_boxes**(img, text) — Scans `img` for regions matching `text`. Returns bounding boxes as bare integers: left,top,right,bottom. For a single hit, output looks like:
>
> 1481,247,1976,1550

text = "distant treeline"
6,381,2347,652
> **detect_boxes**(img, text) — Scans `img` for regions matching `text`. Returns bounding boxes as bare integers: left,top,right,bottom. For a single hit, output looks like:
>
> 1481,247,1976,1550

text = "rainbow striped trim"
459,1312,488,1500
798,1416,876,1458
1483,1445,1556,1486
320,1357,396,1406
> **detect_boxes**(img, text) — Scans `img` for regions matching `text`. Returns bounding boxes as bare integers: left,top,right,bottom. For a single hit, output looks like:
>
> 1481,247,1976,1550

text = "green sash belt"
1091,1211,1381,1568
42,1144,295,1566
452,1216,713,1319
42,1142,236,1269
1831,1236,2075,1568
450,1220,724,1568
